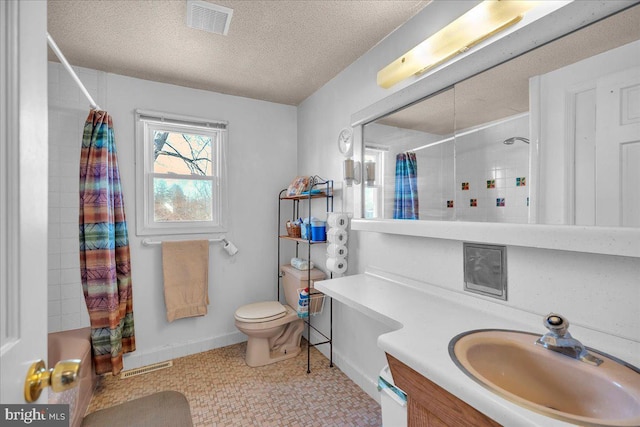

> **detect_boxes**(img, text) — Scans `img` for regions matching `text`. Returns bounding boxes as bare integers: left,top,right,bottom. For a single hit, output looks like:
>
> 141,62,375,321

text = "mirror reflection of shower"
503,136,530,145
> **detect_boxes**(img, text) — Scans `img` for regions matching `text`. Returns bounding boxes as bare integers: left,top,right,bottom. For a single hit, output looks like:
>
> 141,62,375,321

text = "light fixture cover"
364,161,376,186
343,159,361,186
377,1,537,88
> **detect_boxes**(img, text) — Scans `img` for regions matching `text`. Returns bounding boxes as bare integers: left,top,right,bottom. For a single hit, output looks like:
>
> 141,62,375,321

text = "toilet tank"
280,264,325,308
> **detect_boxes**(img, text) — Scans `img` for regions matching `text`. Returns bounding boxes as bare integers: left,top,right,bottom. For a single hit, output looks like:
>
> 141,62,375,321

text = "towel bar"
142,237,238,256
142,237,227,246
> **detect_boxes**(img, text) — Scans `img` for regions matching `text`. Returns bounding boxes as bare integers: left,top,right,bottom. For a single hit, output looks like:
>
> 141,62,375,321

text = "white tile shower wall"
416,142,455,220
364,116,525,223
455,115,529,223
47,63,98,333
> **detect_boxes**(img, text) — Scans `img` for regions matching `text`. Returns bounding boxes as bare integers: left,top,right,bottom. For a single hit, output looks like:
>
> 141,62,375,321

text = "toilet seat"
235,301,287,323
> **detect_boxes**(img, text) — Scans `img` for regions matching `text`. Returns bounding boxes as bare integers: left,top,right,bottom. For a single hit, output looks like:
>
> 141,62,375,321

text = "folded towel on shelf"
291,257,314,270
162,240,209,322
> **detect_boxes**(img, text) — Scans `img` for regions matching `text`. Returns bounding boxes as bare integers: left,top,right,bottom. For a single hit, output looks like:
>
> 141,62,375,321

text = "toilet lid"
235,301,287,323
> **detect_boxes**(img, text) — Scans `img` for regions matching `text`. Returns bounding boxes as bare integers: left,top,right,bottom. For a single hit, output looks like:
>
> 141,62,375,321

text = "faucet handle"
543,313,570,336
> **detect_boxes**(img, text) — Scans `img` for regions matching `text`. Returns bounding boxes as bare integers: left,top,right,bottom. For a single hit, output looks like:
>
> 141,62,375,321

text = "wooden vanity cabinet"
386,354,501,427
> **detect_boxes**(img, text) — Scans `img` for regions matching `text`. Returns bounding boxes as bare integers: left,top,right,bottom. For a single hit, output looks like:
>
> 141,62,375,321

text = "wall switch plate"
463,243,507,300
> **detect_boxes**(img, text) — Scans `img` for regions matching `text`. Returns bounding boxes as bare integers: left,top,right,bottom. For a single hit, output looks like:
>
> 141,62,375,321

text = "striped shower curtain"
393,152,419,220
79,110,135,375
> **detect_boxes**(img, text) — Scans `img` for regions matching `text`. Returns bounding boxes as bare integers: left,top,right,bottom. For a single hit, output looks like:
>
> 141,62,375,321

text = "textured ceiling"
47,0,429,106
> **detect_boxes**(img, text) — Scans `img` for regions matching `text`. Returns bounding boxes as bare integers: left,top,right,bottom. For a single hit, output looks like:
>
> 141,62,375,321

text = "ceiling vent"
187,1,233,36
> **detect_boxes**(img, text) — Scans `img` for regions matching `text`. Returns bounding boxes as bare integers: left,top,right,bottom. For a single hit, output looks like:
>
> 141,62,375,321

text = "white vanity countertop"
315,270,640,427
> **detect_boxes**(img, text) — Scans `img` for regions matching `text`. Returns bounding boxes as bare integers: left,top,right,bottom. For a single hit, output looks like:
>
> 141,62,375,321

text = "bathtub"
48,327,97,427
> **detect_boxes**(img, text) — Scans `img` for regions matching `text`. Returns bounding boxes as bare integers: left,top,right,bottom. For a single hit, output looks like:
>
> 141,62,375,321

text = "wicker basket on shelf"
286,221,301,238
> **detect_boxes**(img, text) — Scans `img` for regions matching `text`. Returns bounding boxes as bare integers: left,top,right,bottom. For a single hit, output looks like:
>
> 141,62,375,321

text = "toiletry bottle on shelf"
297,288,309,318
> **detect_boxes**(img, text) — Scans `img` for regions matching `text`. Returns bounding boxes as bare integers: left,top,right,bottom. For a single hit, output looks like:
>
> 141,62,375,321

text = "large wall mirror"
362,3,640,228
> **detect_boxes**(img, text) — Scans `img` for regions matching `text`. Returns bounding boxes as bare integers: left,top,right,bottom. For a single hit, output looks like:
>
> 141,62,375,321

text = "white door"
0,0,50,404
595,67,640,227
533,40,640,225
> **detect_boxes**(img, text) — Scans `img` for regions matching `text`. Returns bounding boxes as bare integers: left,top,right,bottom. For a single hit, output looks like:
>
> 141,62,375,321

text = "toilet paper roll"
327,228,348,244
327,213,349,230
326,243,348,258
326,257,347,274
223,241,238,256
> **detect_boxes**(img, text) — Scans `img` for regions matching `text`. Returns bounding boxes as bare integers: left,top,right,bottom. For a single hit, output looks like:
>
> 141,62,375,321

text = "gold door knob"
24,359,81,402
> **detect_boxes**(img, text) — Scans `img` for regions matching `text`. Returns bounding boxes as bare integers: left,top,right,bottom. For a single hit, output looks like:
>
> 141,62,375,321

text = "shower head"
503,136,530,145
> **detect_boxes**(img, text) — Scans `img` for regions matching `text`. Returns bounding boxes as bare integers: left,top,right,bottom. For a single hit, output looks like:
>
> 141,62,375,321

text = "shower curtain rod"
46,33,101,111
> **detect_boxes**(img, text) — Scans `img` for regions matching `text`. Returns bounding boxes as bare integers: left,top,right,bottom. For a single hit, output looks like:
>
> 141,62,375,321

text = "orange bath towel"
162,240,210,322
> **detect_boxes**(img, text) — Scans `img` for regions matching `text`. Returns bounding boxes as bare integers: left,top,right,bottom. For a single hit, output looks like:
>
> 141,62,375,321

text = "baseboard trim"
123,331,246,371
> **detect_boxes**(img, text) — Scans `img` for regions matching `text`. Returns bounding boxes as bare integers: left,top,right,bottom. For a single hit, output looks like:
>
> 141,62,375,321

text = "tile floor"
87,342,382,426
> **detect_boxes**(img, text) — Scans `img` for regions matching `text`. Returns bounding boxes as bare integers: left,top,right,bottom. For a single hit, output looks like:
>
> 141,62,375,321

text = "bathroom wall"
298,0,483,398
47,62,298,369
297,1,640,401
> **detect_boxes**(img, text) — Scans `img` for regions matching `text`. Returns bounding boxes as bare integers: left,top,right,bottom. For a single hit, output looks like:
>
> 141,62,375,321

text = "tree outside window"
135,112,227,236
152,130,214,222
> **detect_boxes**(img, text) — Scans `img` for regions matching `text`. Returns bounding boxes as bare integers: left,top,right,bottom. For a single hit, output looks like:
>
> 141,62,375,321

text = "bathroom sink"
449,329,640,426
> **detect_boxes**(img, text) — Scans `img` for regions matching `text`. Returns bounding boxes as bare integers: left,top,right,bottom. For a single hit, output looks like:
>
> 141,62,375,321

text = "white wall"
298,0,484,399
48,62,298,369
297,2,640,402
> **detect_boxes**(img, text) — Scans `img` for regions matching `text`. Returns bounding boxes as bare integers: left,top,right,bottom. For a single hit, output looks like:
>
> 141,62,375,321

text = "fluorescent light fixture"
377,0,538,89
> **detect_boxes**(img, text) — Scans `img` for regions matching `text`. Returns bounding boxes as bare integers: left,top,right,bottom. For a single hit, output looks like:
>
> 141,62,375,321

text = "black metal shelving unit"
277,177,333,373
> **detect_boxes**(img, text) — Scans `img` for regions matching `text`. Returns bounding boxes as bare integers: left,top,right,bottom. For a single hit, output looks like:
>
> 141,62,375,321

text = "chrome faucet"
535,313,603,366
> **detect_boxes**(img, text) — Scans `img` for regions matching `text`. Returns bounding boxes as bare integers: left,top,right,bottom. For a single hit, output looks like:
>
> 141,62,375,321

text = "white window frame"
364,145,386,219
135,110,228,236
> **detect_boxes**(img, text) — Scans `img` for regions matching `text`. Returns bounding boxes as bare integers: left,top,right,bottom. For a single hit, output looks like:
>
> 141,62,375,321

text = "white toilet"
234,265,325,367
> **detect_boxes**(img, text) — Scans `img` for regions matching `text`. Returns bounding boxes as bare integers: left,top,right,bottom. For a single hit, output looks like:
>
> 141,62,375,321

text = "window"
364,146,385,219
135,110,227,235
